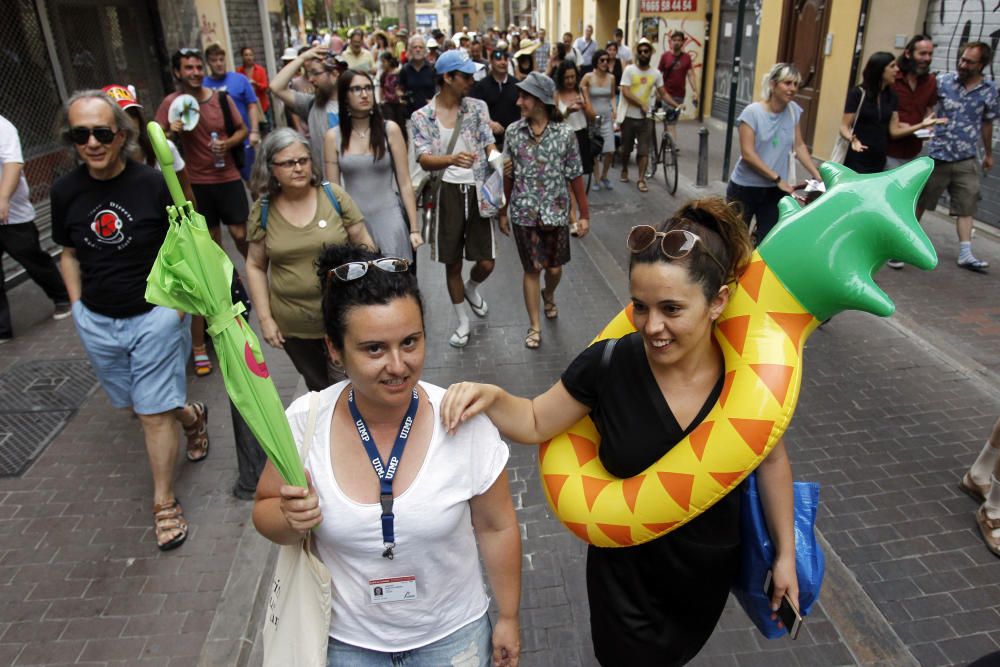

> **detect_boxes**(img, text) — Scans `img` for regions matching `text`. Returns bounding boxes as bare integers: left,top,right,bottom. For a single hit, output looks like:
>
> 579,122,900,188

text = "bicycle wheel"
661,133,678,195
645,126,659,179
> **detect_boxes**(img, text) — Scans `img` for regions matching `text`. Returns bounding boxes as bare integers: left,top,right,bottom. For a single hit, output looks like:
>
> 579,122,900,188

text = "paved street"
2,120,1000,666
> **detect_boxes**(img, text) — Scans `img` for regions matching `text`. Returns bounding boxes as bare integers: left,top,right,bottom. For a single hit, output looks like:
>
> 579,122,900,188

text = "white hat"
427,37,440,49
280,47,298,62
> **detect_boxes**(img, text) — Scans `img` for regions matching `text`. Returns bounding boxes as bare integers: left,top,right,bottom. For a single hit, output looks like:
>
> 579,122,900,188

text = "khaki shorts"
917,157,980,216
620,117,653,159
435,181,496,264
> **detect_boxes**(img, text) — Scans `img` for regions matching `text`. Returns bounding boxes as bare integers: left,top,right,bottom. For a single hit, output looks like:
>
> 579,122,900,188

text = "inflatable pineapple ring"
540,160,939,548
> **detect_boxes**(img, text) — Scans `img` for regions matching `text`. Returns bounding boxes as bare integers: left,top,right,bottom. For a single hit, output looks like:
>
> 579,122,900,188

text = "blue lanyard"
347,387,419,560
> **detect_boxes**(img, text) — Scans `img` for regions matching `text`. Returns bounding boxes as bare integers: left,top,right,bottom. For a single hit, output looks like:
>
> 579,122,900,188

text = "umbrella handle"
146,121,187,209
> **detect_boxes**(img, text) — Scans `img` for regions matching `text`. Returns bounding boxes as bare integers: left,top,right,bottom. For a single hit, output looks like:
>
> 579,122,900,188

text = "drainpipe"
698,10,711,123
847,0,871,88
721,0,747,181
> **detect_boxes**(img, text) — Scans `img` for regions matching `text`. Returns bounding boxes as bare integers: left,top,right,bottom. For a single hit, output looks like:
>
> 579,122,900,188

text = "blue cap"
435,50,478,75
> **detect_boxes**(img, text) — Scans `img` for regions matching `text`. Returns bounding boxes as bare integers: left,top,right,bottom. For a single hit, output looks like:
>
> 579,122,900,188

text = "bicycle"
645,106,681,196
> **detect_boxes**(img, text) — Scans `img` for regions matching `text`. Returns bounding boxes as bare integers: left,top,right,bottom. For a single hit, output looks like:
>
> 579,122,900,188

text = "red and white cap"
102,84,141,110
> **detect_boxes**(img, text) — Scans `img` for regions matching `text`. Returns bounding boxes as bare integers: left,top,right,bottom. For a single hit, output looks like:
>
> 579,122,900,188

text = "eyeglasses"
627,226,727,276
66,126,118,145
272,156,311,169
597,57,609,63
328,257,411,283
348,84,374,95
174,47,201,57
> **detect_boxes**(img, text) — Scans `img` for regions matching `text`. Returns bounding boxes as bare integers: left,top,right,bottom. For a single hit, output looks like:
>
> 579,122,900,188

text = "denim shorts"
326,613,492,667
72,301,191,415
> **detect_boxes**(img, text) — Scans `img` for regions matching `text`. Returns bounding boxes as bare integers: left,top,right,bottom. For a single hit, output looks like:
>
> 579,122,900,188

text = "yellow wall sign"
640,0,697,13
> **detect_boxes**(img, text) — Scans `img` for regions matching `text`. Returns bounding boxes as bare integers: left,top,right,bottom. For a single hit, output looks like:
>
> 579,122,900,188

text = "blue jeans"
72,301,190,414
326,613,492,666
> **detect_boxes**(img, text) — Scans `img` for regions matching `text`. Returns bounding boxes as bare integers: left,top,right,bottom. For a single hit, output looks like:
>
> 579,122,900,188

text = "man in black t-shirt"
52,90,210,552
469,46,520,150
398,35,437,120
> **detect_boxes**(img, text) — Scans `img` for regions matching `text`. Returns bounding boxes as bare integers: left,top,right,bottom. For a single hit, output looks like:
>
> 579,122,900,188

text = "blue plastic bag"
732,472,825,639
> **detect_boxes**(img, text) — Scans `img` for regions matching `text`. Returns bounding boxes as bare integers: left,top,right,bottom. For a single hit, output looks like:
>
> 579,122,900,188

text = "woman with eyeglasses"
442,198,797,666
325,69,421,264
50,90,211,551
581,49,618,191
244,128,376,392
253,243,522,666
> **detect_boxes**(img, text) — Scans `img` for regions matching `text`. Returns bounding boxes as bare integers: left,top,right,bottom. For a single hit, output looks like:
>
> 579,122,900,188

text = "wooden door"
778,0,830,148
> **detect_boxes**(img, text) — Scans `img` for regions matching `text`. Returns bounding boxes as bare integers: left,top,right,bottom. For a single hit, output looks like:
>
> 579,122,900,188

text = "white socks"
959,241,975,263
453,302,470,336
971,441,1000,485
465,279,482,302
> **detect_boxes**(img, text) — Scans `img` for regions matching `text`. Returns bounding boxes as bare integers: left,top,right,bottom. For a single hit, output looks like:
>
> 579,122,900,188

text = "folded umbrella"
143,122,307,488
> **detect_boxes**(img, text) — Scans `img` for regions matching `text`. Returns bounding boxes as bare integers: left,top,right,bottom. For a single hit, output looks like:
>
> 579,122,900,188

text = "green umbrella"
143,122,307,488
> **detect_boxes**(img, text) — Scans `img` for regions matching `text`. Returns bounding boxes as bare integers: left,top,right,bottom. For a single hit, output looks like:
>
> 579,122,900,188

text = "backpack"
217,90,246,169
260,181,342,230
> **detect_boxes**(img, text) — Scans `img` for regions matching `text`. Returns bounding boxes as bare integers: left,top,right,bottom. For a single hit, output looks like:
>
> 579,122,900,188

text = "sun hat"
514,39,540,59
435,49,478,74
515,72,555,105
426,37,440,49
280,47,298,62
103,84,141,110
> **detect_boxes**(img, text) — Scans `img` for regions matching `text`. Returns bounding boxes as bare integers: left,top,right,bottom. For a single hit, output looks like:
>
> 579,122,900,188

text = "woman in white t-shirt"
253,244,522,667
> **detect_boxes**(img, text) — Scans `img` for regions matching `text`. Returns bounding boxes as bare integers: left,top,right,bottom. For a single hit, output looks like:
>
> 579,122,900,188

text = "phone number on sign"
640,0,696,12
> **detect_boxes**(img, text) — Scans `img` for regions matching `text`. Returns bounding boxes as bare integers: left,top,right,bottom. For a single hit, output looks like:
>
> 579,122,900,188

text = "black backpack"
217,90,246,169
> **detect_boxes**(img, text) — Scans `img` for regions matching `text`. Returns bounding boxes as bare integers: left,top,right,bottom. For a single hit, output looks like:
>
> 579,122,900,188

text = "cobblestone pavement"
2,135,999,666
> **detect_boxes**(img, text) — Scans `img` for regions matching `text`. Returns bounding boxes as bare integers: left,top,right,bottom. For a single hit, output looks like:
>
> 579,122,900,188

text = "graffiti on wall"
925,0,1000,78
637,16,705,117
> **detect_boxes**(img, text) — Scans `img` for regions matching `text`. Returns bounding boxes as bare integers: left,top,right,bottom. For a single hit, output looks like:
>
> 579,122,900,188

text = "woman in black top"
839,51,938,174
442,197,798,665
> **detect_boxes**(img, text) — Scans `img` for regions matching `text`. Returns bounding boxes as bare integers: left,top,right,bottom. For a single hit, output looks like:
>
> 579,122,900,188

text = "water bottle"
210,132,225,168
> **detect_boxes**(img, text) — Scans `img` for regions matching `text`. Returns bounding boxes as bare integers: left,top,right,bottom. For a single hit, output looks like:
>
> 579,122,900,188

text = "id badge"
368,575,418,604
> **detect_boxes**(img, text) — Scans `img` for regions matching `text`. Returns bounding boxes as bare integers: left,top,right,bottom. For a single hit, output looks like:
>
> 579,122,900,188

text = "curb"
584,170,919,667
198,377,307,667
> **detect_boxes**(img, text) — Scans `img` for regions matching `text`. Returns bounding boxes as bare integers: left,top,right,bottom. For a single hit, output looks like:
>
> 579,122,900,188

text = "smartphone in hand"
764,569,803,640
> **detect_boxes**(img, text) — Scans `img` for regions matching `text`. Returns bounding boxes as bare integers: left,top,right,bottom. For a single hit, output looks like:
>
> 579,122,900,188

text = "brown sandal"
183,401,210,462
976,505,1000,558
153,498,188,551
637,180,649,193
524,328,541,349
543,292,559,319
960,472,990,503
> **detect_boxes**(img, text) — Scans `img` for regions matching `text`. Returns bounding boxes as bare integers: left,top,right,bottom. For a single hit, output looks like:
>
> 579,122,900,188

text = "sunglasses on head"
174,47,201,57
627,225,727,276
66,126,118,145
492,51,509,59
328,257,411,283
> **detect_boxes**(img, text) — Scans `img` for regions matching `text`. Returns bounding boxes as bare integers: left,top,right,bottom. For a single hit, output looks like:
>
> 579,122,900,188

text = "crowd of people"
0,20,998,667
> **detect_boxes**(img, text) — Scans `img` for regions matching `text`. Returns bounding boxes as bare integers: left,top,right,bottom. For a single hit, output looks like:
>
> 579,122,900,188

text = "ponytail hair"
630,197,752,301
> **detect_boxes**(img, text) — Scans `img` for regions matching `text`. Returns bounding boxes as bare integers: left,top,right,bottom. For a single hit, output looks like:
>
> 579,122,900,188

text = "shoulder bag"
829,87,865,164
262,392,332,667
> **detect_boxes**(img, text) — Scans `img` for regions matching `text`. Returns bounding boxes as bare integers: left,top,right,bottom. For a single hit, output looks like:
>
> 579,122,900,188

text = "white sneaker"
886,260,904,270
52,303,72,320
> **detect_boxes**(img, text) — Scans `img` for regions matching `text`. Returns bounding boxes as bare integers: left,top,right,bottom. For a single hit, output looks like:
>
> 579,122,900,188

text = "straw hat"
514,39,540,59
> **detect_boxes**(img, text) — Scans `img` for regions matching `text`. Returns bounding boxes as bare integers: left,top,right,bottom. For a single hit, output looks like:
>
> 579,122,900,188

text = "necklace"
352,126,370,138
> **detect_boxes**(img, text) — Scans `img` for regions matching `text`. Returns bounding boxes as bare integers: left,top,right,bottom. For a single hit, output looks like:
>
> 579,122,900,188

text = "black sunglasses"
66,126,118,145
328,257,411,283
492,51,509,59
